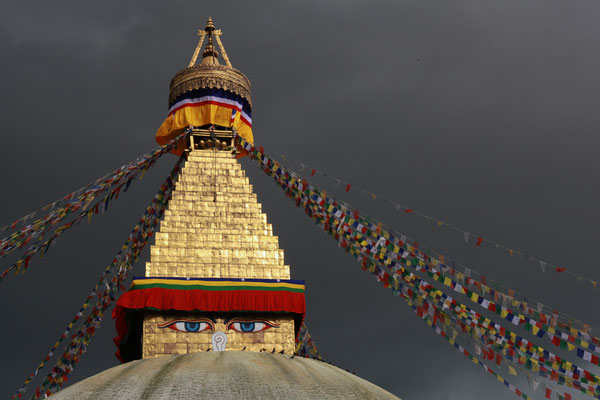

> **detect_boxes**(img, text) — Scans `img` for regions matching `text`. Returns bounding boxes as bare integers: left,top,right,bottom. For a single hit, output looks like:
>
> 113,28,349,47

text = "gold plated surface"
145,149,289,279
169,64,251,107
142,312,296,358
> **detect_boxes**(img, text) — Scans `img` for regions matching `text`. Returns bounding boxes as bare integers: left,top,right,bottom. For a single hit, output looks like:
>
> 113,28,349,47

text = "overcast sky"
1,1,600,399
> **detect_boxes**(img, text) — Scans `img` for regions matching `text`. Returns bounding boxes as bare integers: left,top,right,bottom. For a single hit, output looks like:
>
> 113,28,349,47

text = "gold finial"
205,16,215,32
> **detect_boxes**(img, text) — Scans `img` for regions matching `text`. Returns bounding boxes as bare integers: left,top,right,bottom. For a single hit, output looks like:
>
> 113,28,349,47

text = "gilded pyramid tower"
146,151,289,281
114,18,305,362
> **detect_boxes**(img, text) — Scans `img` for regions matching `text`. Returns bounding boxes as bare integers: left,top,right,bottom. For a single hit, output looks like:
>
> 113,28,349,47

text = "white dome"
51,352,400,399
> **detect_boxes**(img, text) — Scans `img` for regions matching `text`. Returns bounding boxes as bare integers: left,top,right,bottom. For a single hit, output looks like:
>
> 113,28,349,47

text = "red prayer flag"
404,209,413,213
545,388,552,398
476,237,483,246
565,393,572,400
235,148,249,159
310,169,316,177
345,184,351,192
494,353,502,365
259,145,264,153
556,267,566,272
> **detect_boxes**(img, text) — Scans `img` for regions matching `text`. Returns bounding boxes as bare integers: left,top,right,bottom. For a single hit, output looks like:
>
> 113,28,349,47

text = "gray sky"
1,1,600,399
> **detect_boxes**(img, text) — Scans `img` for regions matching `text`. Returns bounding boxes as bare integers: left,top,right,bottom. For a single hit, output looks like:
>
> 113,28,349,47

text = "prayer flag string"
234,137,599,348
12,150,186,399
238,136,599,399
0,131,189,283
295,323,323,360
254,144,598,291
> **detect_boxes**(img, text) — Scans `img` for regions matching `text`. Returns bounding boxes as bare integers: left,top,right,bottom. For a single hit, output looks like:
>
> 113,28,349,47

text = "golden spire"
205,15,215,30
188,16,234,67
201,17,219,64
175,17,250,108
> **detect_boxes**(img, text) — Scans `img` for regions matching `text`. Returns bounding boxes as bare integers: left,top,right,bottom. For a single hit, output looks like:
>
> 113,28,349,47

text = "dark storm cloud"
1,1,599,399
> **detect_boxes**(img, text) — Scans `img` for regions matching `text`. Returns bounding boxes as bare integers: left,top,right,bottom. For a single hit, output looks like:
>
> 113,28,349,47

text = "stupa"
50,18,400,399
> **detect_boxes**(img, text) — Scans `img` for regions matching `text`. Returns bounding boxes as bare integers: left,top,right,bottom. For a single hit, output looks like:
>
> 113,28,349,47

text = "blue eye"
228,321,277,333
239,322,255,332
185,322,200,332
158,320,213,333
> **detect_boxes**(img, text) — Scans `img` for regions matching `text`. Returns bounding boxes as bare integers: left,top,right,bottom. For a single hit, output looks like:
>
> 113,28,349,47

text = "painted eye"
158,320,213,333
227,321,277,333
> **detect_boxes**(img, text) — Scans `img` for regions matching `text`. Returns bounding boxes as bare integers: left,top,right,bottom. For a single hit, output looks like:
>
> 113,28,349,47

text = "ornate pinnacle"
188,16,232,67
205,16,215,32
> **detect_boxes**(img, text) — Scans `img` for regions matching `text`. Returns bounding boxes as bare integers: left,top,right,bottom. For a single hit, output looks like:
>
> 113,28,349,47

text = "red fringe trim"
112,287,306,361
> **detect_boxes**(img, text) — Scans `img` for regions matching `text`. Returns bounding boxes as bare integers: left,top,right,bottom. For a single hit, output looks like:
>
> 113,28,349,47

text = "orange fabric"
155,104,253,155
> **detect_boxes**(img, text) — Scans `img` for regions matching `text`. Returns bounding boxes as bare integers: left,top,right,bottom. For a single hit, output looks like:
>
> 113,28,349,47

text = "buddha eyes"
159,320,213,333
227,321,277,333
158,319,278,333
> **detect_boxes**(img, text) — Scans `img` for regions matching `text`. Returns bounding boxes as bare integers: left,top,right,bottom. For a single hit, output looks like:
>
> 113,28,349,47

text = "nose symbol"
211,331,227,351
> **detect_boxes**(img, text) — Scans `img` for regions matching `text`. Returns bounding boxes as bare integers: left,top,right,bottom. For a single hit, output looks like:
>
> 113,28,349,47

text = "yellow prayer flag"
570,327,578,335
508,365,517,375
567,343,575,351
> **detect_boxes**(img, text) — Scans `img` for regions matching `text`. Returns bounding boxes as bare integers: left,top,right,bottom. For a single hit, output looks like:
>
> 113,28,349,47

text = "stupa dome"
50,352,400,399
